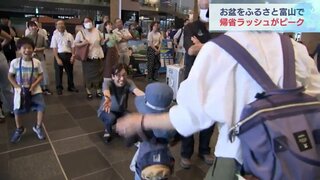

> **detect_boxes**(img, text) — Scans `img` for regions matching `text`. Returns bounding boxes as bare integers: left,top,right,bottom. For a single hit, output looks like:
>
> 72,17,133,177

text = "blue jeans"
14,93,46,115
99,111,128,133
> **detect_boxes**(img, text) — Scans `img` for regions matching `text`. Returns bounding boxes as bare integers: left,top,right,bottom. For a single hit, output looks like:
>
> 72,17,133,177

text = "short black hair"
17,37,35,49
112,63,128,76
27,21,38,28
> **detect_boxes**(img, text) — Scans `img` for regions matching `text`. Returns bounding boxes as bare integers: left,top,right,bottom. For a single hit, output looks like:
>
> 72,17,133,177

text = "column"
193,0,199,21
110,0,121,22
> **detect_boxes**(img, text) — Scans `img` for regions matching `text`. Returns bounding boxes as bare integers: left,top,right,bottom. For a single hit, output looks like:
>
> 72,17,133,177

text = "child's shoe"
10,127,26,143
32,125,46,140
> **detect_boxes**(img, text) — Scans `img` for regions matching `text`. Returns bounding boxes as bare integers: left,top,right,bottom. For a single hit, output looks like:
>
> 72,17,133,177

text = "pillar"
193,0,199,21
110,0,121,22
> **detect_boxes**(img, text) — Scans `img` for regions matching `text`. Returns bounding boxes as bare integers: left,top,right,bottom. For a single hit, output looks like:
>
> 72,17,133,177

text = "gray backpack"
213,34,320,180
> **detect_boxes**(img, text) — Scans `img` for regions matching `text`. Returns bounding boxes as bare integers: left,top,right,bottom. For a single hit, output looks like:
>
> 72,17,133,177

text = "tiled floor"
0,50,218,180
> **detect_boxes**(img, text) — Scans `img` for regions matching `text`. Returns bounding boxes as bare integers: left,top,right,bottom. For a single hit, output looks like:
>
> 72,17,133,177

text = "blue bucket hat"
135,83,173,114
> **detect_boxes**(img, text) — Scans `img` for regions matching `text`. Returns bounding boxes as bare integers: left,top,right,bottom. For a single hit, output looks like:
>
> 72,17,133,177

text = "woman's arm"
74,32,89,47
157,33,163,51
133,88,144,96
8,73,20,88
0,30,12,48
188,43,203,56
30,74,43,92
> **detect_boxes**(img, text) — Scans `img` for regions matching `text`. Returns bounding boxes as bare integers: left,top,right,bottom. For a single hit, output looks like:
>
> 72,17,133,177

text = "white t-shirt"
169,32,320,164
50,30,75,53
173,28,185,53
147,31,162,48
74,28,104,59
9,58,43,95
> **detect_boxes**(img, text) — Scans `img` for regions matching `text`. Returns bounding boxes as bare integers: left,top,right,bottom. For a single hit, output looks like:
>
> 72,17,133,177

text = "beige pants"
204,157,239,180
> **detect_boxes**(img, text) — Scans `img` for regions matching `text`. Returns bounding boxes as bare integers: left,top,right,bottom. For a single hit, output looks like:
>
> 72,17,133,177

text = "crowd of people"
0,8,215,176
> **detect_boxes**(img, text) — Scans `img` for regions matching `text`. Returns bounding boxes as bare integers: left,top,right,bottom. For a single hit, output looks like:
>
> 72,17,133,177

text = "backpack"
212,34,320,180
135,130,175,180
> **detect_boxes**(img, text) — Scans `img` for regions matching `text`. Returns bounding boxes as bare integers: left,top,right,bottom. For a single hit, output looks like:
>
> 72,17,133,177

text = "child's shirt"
9,57,43,95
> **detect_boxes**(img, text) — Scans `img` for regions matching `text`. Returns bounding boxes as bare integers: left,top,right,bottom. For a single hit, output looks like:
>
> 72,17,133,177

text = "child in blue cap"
130,82,176,180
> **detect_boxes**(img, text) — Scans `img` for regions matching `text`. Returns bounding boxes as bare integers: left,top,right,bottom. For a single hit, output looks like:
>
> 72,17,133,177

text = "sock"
36,124,41,129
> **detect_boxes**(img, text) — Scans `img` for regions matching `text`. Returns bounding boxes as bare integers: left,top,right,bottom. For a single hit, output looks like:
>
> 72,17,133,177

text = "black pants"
184,53,195,79
54,53,75,90
99,111,128,133
147,47,160,79
181,125,214,159
3,49,16,64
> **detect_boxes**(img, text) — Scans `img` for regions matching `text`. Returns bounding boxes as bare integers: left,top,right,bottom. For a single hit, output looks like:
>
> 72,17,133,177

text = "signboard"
210,1,320,32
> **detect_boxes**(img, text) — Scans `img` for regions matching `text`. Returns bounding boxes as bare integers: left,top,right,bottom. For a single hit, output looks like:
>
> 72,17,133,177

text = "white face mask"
199,9,209,23
84,22,93,29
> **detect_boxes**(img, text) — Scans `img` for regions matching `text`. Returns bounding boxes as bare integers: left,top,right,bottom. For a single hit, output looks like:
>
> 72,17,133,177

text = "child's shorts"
14,93,46,115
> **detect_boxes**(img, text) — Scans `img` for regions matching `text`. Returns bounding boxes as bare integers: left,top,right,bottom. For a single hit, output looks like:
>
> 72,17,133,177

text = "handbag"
102,32,108,56
74,30,89,61
19,57,33,111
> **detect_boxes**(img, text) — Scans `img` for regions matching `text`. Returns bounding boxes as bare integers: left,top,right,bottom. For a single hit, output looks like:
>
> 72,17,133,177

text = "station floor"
0,49,217,180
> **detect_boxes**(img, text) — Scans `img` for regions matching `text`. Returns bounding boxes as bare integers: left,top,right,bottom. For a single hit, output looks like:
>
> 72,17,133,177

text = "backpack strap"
176,28,184,45
19,57,34,87
212,34,296,91
280,35,296,89
212,34,278,91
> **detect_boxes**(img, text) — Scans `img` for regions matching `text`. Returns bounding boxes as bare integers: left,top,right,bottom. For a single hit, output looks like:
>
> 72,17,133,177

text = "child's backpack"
135,131,175,180
212,34,320,180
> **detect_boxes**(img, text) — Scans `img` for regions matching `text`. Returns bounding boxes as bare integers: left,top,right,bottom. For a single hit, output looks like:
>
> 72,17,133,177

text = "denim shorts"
14,93,46,115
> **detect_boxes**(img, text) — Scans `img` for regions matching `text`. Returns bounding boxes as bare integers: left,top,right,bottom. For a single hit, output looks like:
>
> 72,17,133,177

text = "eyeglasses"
115,73,127,78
